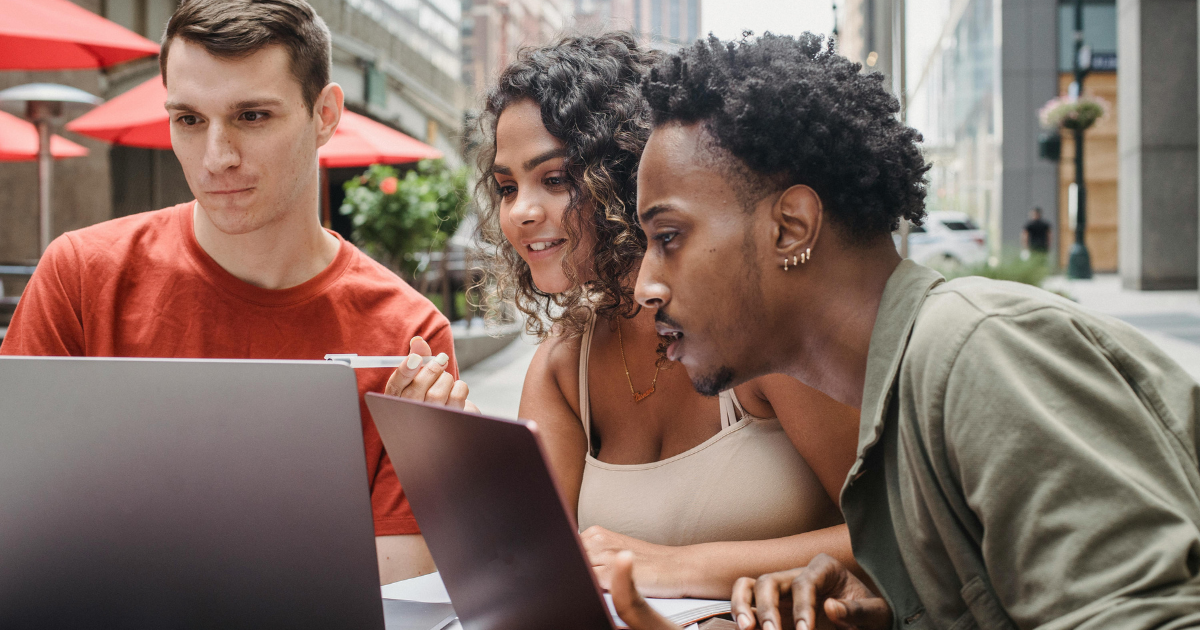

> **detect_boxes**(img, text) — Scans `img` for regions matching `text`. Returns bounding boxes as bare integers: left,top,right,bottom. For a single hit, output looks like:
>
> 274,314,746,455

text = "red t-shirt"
0,201,457,536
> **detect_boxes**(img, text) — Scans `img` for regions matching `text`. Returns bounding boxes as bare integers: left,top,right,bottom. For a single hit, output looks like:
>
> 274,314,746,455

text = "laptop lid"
365,393,615,630
0,357,383,629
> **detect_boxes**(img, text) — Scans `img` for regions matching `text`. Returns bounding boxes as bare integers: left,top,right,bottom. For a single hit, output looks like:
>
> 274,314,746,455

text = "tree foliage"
339,159,469,277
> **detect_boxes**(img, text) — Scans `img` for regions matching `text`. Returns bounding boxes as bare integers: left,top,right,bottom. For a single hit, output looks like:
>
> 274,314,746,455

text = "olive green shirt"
842,260,1200,630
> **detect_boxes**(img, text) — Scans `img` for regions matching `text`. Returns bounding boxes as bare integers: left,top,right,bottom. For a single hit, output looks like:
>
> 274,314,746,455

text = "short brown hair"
160,0,331,112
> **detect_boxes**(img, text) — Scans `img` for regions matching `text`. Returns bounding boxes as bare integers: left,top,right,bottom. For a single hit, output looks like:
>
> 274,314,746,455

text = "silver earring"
783,257,789,271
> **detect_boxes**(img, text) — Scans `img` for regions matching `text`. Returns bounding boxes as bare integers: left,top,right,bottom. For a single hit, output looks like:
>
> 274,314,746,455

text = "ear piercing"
782,248,813,271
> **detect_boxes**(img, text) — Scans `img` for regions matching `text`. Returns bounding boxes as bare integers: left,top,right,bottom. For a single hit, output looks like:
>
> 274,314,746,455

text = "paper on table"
381,571,452,603
383,572,728,627
604,592,730,628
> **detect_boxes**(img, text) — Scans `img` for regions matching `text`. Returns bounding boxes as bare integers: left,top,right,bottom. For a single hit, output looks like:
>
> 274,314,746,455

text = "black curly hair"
472,33,659,338
641,32,929,242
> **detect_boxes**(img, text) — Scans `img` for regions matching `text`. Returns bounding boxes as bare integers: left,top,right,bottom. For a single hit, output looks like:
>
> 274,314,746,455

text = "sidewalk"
464,274,1200,417
459,332,540,419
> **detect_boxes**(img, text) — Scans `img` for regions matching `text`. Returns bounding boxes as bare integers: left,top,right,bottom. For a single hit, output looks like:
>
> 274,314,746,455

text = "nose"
202,121,240,173
508,191,546,227
634,256,670,309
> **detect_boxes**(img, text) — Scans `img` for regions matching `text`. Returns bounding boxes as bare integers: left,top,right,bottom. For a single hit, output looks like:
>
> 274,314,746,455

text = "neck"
773,238,901,409
192,185,339,290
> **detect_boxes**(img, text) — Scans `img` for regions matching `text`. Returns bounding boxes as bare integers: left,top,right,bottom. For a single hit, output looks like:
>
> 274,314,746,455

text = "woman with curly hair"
472,32,860,599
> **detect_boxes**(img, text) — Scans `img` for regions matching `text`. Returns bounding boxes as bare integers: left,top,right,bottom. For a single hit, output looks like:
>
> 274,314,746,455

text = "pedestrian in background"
1022,206,1052,256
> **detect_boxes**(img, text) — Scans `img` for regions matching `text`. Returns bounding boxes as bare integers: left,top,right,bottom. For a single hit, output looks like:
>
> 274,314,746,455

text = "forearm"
675,524,856,600
376,534,437,585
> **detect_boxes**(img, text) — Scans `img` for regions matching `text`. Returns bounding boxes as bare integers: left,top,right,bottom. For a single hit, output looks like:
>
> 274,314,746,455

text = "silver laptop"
0,356,427,629
365,393,620,630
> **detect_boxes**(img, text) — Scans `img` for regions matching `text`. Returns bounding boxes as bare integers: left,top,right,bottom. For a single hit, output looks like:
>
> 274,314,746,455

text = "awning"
0,0,160,70
0,110,88,161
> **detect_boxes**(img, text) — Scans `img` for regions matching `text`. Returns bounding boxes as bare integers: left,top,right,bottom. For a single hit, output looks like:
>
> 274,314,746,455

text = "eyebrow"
491,147,567,178
523,148,566,171
639,204,673,225
163,98,286,112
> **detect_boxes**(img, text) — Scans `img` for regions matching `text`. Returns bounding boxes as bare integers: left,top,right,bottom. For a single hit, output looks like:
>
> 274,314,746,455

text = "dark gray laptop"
0,356,442,629
365,393,618,630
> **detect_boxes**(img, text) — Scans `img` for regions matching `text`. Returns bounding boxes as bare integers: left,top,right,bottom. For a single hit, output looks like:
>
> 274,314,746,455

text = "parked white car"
895,211,988,268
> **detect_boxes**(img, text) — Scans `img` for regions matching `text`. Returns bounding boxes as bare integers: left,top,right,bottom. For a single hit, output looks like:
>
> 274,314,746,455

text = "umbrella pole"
36,118,53,255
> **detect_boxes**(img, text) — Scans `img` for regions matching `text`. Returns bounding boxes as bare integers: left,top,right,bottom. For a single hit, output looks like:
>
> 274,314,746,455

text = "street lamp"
1066,0,1093,279
0,83,102,255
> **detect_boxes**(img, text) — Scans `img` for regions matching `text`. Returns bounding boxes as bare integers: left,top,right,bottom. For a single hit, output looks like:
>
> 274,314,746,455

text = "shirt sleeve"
366,312,458,537
938,311,1200,629
0,234,85,356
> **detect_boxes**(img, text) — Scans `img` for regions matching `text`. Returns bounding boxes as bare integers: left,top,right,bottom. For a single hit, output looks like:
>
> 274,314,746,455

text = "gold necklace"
616,319,661,402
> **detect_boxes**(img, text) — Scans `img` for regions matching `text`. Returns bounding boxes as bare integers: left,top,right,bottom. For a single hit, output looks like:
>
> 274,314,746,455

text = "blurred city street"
464,273,1200,418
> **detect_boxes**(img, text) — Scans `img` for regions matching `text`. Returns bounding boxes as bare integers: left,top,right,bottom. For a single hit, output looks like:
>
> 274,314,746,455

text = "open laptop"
0,356,447,629
365,393,648,630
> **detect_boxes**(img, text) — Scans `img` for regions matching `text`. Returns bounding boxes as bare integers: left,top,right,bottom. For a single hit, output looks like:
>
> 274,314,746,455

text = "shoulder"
906,276,1158,389
55,205,185,267
525,323,588,410
909,277,1082,356
336,243,448,326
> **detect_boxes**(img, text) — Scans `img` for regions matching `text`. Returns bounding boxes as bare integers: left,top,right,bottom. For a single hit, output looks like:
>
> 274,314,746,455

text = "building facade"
575,0,701,50
0,0,468,264
460,0,700,101
461,0,574,99
840,0,1060,263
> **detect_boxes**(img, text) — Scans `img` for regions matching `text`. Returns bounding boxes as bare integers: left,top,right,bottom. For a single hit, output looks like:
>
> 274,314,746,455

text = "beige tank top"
575,313,843,546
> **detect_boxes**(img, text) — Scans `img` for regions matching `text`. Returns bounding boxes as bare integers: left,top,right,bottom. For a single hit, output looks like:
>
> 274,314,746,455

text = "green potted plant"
1039,94,1109,132
339,159,469,279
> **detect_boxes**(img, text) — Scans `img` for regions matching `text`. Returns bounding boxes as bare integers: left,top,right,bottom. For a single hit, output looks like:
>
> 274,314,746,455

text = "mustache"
654,309,684,331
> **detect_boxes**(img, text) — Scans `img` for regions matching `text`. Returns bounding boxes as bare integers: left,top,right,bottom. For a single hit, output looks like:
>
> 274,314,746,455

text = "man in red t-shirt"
0,0,467,584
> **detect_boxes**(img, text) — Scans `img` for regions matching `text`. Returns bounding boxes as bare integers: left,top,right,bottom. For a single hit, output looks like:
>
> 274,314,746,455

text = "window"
941,219,979,231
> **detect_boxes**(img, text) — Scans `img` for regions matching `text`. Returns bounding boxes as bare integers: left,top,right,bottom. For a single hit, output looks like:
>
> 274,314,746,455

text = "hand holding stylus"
384,336,478,413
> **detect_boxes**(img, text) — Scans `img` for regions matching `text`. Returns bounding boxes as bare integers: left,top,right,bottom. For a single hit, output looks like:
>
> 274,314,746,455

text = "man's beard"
691,365,735,397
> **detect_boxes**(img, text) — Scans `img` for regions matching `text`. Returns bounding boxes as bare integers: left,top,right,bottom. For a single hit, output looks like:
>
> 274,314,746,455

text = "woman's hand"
730,555,890,630
610,550,682,630
384,336,478,412
582,525,694,599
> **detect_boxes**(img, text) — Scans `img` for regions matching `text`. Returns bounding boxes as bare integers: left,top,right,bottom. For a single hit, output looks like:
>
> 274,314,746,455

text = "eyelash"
240,111,269,122
495,173,567,199
653,232,678,246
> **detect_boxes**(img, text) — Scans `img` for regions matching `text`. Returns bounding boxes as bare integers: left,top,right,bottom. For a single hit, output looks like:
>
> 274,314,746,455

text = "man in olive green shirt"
606,34,1200,630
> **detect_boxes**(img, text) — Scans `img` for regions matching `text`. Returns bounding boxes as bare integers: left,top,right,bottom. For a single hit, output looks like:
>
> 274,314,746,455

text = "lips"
524,238,567,260
208,187,254,195
655,324,684,361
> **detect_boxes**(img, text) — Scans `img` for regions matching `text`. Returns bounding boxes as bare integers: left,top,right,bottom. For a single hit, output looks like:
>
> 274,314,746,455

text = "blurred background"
6,0,1200,418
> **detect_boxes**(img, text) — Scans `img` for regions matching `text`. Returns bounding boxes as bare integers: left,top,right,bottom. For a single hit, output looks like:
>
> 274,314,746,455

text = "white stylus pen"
324,353,437,369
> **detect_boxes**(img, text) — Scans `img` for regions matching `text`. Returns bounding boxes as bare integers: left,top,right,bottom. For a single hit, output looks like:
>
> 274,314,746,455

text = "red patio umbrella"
0,110,88,161
318,111,442,167
0,0,160,70
67,76,442,165
64,75,169,148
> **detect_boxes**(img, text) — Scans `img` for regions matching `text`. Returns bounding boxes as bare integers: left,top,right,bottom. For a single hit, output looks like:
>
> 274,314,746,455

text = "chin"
529,269,573,294
689,364,735,397
198,202,269,236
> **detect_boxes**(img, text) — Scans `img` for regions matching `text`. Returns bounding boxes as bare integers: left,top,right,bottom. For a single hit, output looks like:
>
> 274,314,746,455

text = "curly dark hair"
472,33,659,338
641,33,929,241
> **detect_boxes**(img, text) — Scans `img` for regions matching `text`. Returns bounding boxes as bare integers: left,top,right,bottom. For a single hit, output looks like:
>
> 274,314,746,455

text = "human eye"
543,172,568,190
240,111,270,123
652,230,680,248
495,180,517,199
174,114,200,126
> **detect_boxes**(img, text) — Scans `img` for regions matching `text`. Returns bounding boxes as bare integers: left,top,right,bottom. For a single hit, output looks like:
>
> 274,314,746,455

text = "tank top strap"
578,309,598,452
718,389,746,429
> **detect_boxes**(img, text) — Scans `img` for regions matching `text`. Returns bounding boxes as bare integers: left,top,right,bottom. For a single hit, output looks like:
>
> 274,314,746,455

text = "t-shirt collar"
175,201,355,307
